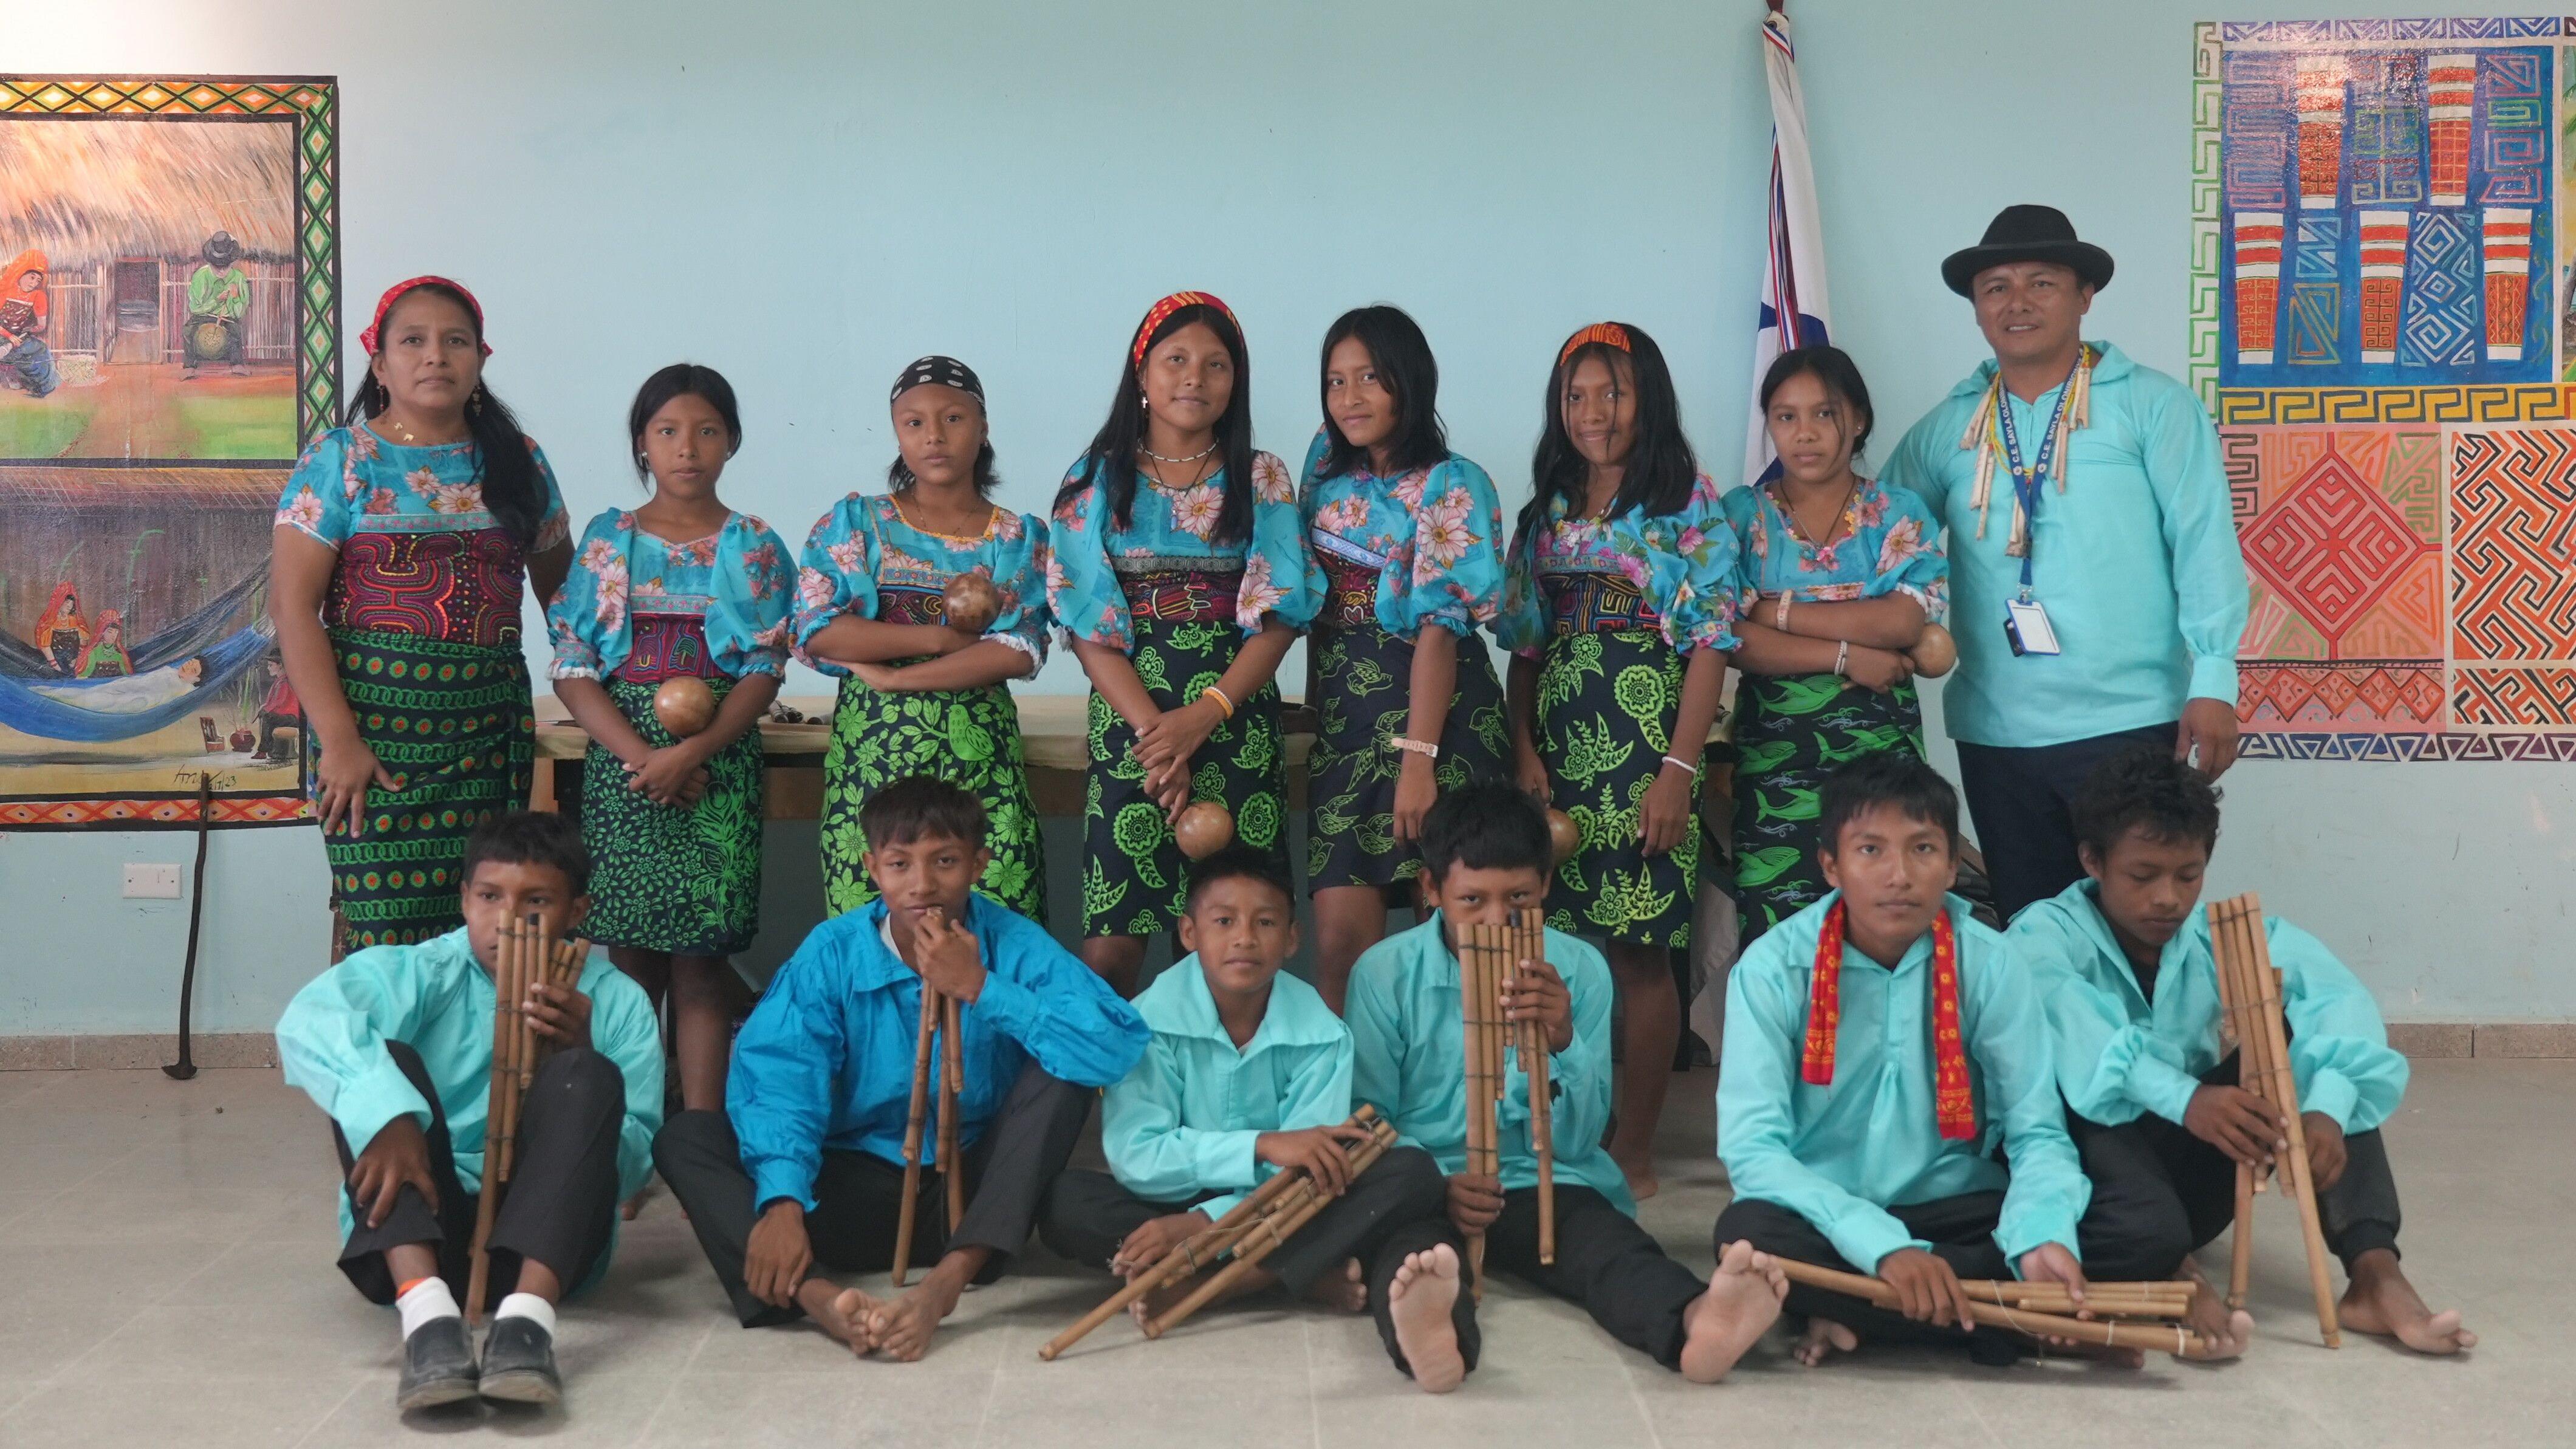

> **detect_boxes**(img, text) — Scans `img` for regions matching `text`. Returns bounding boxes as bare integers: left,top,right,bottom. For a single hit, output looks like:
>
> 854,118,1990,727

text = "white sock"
396,1277,460,1340
495,1292,557,1337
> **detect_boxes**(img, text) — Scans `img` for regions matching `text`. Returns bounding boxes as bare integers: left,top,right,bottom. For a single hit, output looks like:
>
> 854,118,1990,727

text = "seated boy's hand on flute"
1500,957,1574,1053
2300,1113,2346,1191
2184,1084,2284,1171
744,1202,814,1309
1111,1211,1213,1277
913,908,987,1002
349,1115,438,1228
1445,1172,1504,1235
521,979,595,1053
1875,1247,1978,1331
1254,1123,1372,1197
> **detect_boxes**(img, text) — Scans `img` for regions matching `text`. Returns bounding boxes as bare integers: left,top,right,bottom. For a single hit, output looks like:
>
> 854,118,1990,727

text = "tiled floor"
0,1060,2560,1446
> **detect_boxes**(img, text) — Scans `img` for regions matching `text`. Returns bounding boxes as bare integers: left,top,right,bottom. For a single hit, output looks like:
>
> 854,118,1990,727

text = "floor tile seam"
1301,1314,1322,1449
283,1376,364,1449
1615,1348,1667,1449
632,1317,716,1443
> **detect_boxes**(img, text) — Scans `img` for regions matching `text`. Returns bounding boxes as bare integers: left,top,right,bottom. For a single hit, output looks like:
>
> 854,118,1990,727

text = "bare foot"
867,1278,963,1362
801,1280,874,1357
2177,1276,2254,1362
2338,1250,2475,1355
1677,1239,1788,1383
1388,1245,1466,1394
1614,1153,1660,1202
1305,1259,1368,1314
1792,1316,1858,1368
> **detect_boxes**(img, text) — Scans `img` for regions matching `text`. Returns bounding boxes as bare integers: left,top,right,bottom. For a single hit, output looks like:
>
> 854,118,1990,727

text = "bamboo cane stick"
465,917,521,1324
1143,1122,1399,1339
2232,895,2341,1349
942,992,965,1235
1775,1257,2208,1357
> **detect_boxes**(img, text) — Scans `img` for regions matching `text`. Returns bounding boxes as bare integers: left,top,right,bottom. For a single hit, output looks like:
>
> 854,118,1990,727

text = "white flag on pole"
1743,5,1834,485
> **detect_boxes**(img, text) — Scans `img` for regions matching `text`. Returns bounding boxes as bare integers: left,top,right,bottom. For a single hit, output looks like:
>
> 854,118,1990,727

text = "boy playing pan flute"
278,812,666,1413
1346,782,1784,1382
1712,755,2094,1371
653,776,1148,1360
2010,747,2474,1355
1040,848,1472,1391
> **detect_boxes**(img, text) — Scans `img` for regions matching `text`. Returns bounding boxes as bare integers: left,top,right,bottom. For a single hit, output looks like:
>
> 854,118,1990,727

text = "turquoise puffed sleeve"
1047,459,1134,650
1642,476,1742,655
1493,519,1550,660
1966,933,2091,1266
1297,430,1335,612
2270,917,2407,1134
274,430,354,548
1718,481,1768,612
1396,457,1506,638
527,442,572,553
545,509,632,681
790,496,879,678
707,513,795,678
978,509,1052,676
1235,451,1319,632
1866,485,1950,623
276,943,438,1163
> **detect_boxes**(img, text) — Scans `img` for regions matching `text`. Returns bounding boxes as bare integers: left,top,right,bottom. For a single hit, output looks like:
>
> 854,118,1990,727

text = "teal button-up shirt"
1105,956,1352,1219
276,927,666,1286
1718,892,2087,1273
1883,343,2247,748
1345,913,1630,1213
2008,880,2406,1135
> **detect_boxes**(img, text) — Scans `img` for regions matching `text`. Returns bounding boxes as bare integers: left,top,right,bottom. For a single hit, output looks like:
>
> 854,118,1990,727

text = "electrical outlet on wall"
122,864,183,900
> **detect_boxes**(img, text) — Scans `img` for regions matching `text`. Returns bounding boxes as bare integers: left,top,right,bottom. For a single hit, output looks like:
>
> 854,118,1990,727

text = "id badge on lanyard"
1995,383,2067,658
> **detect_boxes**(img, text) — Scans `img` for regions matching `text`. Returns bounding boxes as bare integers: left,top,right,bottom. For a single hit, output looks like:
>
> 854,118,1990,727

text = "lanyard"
1991,370,2073,600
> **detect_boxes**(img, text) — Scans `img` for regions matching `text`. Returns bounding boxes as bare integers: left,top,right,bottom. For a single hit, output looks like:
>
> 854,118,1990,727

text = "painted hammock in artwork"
0,564,275,742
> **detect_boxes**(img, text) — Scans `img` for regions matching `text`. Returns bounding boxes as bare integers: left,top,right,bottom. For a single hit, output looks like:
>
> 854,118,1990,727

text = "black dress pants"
333,1040,628,1305
1491,1185,1708,1370
653,1057,1091,1326
1715,1191,2021,1359
1953,721,2176,922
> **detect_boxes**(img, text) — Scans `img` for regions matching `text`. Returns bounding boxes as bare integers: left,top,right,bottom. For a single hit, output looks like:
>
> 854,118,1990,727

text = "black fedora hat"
202,231,241,267
1941,205,2114,297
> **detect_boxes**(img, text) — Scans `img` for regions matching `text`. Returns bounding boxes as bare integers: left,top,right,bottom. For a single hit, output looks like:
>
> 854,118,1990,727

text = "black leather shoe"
477,1316,562,1405
396,1316,479,1411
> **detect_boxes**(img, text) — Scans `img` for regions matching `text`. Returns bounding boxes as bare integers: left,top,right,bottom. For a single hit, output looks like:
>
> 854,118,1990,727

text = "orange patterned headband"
1132,290,1236,371
1558,321,1632,367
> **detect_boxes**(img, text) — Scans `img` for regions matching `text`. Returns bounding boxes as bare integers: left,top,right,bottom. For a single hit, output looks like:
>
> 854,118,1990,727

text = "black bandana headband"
889,355,984,407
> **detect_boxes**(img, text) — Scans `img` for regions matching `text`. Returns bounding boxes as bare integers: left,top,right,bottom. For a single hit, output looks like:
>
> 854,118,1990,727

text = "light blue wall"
7,1,2569,1033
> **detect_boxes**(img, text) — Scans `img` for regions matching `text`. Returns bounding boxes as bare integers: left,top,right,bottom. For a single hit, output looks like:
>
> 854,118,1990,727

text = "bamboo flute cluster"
466,913,588,1323
1956,1278,2196,1319
1036,1108,1397,1361
1459,910,1553,1277
894,961,967,1289
1773,1257,2211,1357
2208,892,2341,1348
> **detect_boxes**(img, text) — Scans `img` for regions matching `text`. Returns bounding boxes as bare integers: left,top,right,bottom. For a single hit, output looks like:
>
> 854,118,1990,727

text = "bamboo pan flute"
2208,892,2341,1348
1038,1108,1397,1361
1774,1258,2210,1357
466,914,589,1323
1460,908,1554,1290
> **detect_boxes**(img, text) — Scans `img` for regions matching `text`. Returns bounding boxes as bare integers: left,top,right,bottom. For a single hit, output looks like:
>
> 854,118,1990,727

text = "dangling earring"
470,385,485,417
1139,393,1149,413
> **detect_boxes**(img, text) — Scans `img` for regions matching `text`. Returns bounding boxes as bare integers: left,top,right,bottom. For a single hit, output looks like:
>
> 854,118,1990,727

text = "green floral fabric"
1535,628,1697,947
1307,625,1508,889
820,677,1046,922
581,676,766,954
1730,671,1923,945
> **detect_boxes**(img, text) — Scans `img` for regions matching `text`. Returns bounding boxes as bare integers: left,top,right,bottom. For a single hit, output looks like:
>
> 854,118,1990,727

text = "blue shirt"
1103,956,1352,1220
2007,880,2406,1135
1718,892,2088,1272
1883,343,2248,747
727,894,1149,1212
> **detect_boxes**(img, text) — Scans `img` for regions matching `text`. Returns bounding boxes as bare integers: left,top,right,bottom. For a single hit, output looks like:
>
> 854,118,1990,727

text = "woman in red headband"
1047,293,1319,995
270,276,571,949
1495,322,1741,1200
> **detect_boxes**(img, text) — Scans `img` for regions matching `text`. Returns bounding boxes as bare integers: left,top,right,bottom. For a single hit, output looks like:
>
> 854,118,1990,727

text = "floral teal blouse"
1297,430,1505,639
1493,473,1742,659
1720,476,1948,621
1045,450,1320,651
791,493,1051,676
546,509,794,680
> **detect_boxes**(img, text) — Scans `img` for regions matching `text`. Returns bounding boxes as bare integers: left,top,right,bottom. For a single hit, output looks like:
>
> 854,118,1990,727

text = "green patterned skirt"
1307,623,1509,891
1535,628,1699,948
1730,672,1924,945
821,677,1046,922
320,628,532,950
1083,613,1287,940
581,675,766,955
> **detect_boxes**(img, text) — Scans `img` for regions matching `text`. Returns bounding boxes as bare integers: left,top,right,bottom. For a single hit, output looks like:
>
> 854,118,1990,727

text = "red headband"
360,275,492,357
1131,290,1235,371
1557,321,1632,367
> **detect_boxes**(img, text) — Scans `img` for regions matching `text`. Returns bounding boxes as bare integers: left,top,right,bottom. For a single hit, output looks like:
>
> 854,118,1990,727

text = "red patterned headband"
1557,321,1632,368
360,275,492,357
1131,290,1236,371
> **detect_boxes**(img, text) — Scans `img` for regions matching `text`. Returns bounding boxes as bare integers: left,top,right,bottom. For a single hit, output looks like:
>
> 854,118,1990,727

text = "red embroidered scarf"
1800,899,1976,1141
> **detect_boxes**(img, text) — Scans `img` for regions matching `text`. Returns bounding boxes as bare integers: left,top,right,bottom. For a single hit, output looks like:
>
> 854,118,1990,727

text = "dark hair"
1185,844,1296,912
628,363,742,484
2073,745,2223,860
1054,301,1255,544
1518,323,1699,543
461,810,591,896
1818,753,1959,855
1758,344,1875,459
1314,305,1448,479
859,775,988,851
1419,781,1552,883
887,385,999,498
345,281,546,552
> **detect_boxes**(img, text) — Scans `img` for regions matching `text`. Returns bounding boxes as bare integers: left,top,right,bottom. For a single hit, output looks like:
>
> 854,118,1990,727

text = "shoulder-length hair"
1053,301,1255,544
1517,321,1699,542
1314,304,1448,480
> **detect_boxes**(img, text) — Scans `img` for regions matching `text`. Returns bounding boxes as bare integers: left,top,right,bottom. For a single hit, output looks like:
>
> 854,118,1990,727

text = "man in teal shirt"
1885,205,2249,920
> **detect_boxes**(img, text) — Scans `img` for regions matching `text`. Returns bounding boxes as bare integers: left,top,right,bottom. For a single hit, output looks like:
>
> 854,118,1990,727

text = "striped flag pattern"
1742,6,1833,485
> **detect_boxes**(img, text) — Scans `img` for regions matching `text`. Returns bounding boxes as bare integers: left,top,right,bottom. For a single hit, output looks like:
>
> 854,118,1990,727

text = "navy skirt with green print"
1533,571,1699,949
1083,561,1287,940
1730,671,1924,945
1307,551,1509,891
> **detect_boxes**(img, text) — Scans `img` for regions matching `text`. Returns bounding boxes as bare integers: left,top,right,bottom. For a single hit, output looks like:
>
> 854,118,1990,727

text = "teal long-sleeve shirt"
728,894,1149,1214
1882,342,2248,748
1104,956,1352,1221
2007,879,2407,1135
1717,893,2088,1273
1345,913,1630,1214
276,926,665,1285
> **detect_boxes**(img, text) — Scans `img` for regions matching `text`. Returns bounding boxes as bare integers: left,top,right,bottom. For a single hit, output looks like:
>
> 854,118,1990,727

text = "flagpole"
1743,1,1835,485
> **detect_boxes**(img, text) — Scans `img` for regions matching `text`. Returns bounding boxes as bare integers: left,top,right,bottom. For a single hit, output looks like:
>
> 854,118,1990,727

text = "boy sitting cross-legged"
1713,754,2095,1370
2011,746,2473,1356
653,775,1149,1360
278,811,666,1413
1041,846,1473,1391
1346,780,1787,1382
